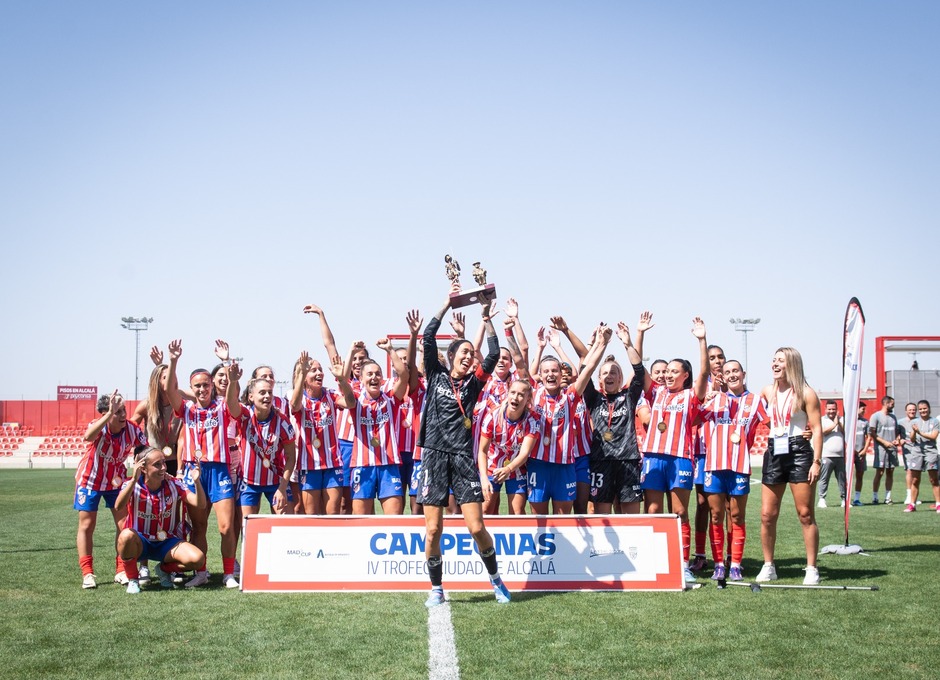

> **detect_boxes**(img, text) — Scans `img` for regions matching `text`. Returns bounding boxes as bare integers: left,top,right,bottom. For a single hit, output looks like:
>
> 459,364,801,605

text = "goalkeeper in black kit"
418,281,510,607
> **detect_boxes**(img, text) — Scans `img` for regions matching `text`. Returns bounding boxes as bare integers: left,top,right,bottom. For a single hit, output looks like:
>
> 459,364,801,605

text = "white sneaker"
803,566,820,585
126,579,141,594
139,565,151,583
223,574,240,589
840,500,846,508
184,570,210,588
683,566,697,584
755,563,777,582
82,573,97,589
817,498,828,508
113,572,129,586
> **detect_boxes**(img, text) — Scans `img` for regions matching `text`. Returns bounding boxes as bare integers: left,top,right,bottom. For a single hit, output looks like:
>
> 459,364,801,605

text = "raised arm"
114,454,145,509
504,298,529,362
691,317,709,401
547,328,577,377
225,362,243,420
405,309,423,393
633,311,654,366
573,325,613,395
329,354,356,407
424,283,458,376
183,461,207,510
165,339,184,415
479,293,500,375
503,318,529,380
617,321,649,396
529,326,546,378
550,315,588,361
378,338,410,401
84,390,121,442
289,351,311,413
302,304,340,362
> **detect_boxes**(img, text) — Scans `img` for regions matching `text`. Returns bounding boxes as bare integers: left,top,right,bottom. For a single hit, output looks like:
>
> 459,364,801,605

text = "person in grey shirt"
897,402,917,506
817,400,845,508
907,400,940,512
851,403,872,506
869,396,901,504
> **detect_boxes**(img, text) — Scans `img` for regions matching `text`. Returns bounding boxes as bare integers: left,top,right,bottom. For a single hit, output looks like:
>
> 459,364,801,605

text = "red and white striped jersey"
293,389,343,471
123,476,189,541
571,394,592,459
237,406,296,486
349,388,404,468
272,395,291,420
77,421,148,491
176,400,234,465
383,377,418,453
642,385,702,459
479,374,512,410
530,383,586,465
480,404,540,480
410,381,427,462
336,379,362,441
700,391,767,473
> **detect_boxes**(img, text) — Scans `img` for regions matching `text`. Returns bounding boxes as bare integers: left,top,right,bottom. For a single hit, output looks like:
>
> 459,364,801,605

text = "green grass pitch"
0,470,937,679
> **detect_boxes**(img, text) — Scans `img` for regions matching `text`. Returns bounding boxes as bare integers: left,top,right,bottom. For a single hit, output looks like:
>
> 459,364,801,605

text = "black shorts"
417,447,484,507
589,458,643,505
762,437,814,485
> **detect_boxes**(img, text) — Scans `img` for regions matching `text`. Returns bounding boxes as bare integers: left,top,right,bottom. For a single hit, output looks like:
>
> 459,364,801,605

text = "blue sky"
2,1,938,399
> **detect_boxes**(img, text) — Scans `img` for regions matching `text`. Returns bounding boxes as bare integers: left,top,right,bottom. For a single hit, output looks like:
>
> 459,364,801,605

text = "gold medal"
657,422,667,433
112,475,123,487
773,427,786,437
312,438,321,449
162,446,172,456
603,431,613,442
195,449,204,461
370,436,381,447
730,432,741,444
262,459,271,469
156,530,167,541
463,417,473,430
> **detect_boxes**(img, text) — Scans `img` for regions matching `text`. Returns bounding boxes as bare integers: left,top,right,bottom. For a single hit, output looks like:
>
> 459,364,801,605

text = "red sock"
694,530,706,557
726,522,733,557
681,521,691,563
79,555,94,576
709,522,725,565
122,559,140,580
731,524,746,564
222,557,235,576
115,554,123,573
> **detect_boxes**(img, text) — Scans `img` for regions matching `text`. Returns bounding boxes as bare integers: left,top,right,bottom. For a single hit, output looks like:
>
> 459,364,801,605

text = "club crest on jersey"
77,489,87,504
704,472,713,486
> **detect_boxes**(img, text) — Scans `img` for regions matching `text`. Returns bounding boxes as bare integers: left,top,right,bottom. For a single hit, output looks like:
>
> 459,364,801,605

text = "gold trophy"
445,255,497,308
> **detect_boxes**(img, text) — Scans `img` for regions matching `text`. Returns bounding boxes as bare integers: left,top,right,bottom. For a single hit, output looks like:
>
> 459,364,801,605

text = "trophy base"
450,283,496,308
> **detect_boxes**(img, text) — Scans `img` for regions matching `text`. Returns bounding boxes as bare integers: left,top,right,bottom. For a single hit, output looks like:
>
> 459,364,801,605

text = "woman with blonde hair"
757,347,823,585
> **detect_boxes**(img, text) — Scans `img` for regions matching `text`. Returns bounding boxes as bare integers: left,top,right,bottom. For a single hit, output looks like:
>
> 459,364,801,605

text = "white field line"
427,601,460,680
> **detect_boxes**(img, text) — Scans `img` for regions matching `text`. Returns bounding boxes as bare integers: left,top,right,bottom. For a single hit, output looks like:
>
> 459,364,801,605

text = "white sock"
904,490,911,504
886,491,892,501
854,491,861,501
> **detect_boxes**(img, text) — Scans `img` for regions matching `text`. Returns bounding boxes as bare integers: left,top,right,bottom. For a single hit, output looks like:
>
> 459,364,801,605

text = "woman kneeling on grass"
115,446,207,593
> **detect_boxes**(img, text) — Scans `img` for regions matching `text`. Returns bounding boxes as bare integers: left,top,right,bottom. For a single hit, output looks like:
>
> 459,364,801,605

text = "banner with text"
240,514,684,593
57,386,97,401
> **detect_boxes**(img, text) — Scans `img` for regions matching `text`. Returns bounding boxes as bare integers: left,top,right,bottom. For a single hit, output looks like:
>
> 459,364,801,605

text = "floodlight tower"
729,318,761,373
